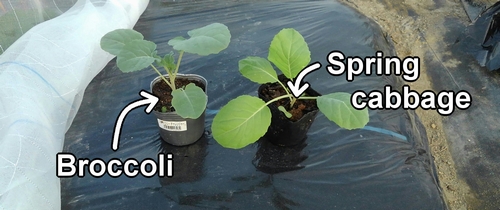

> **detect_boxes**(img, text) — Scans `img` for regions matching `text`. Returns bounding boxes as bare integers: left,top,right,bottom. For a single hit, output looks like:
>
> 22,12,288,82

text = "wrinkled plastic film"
63,1,445,209
0,0,148,209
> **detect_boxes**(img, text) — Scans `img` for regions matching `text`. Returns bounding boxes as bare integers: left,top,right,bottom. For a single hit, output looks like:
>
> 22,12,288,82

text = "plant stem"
252,94,318,118
264,94,294,106
297,96,318,100
243,94,293,122
170,76,176,90
174,51,184,76
163,66,170,75
276,80,291,95
265,94,319,107
276,80,297,108
290,97,297,107
151,64,174,90
171,50,185,90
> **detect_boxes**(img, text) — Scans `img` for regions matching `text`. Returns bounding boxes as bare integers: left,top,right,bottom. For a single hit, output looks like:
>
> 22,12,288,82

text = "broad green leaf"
211,95,271,149
268,28,310,79
171,84,208,119
101,29,144,55
168,23,231,56
239,56,279,84
317,92,369,129
116,39,157,72
278,106,292,118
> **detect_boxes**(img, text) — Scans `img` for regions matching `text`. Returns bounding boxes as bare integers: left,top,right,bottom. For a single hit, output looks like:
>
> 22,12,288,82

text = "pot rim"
150,73,208,94
150,73,208,114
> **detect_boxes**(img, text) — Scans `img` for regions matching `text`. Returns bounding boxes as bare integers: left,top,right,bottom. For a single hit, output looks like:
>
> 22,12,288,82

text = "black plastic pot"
150,74,207,146
258,75,321,147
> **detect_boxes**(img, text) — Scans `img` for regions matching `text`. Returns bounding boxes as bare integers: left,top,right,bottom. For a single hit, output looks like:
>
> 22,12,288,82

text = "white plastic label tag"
157,119,187,131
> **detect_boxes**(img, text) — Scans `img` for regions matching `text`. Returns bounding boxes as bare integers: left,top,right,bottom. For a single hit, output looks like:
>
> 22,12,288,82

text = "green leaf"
152,51,161,61
168,23,231,56
278,106,292,118
157,52,176,73
100,29,144,55
171,83,207,119
268,28,311,79
169,36,185,43
116,39,157,72
211,95,271,149
317,92,369,129
239,56,279,84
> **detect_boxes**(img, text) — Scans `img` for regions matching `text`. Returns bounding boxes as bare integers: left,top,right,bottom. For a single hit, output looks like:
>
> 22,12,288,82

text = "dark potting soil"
259,77,318,122
151,77,205,112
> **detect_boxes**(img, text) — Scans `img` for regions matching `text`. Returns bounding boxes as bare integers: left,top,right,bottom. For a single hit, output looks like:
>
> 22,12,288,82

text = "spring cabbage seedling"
211,28,369,149
100,23,231,118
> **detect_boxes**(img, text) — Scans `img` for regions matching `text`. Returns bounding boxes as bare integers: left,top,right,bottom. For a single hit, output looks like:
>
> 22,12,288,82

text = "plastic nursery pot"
258,75,321,147
150,74,207,146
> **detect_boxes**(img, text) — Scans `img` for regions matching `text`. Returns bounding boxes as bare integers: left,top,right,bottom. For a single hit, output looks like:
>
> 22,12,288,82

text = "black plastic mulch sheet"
62,1,446,209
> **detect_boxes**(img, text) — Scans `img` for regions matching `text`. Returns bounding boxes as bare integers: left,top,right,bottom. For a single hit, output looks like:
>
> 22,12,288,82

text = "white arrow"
287,62,322,98
111,90,159,151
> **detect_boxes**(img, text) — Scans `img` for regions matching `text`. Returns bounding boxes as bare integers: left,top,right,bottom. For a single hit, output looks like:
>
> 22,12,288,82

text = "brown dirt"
259,75,318,122
152,77,205,112
338,0,480,209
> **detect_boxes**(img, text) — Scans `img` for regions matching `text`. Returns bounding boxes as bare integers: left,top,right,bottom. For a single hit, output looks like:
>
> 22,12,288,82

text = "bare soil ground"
338,0,497,209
